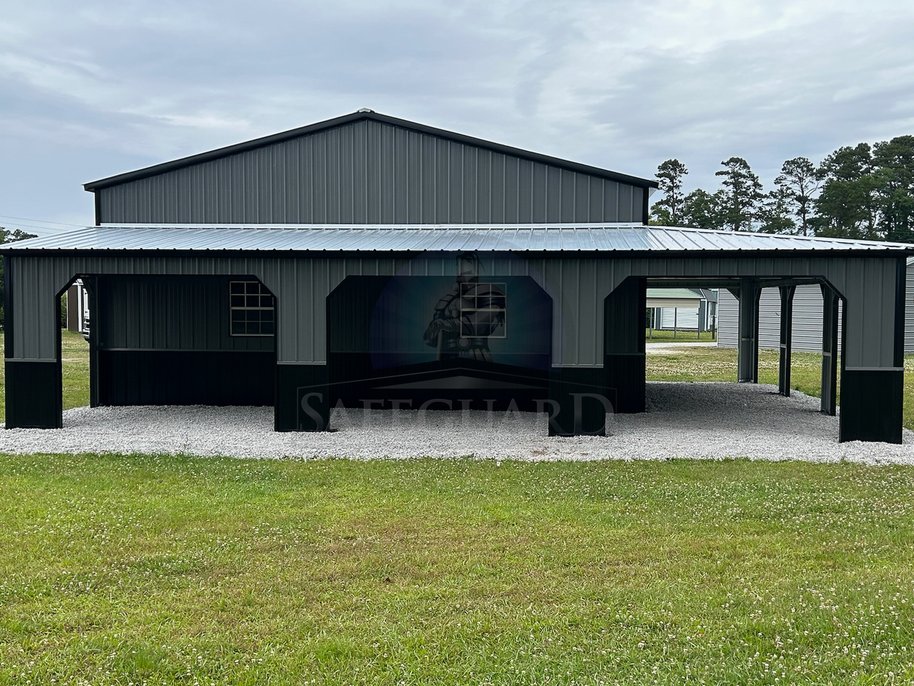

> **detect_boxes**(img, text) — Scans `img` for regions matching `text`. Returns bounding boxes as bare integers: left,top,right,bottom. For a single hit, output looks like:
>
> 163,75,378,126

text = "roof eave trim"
4,247,913,257
82,111,658,192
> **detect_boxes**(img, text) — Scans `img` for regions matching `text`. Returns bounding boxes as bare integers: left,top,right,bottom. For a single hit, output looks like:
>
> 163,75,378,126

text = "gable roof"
83,110,658,192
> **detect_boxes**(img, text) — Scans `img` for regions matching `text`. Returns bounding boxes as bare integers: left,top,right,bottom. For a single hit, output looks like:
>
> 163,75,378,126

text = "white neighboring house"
717,257,914,352
65,279,90,335
646,288,717,334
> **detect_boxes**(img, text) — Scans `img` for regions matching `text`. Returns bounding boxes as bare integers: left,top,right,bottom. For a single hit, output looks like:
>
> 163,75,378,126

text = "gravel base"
1,382,912,464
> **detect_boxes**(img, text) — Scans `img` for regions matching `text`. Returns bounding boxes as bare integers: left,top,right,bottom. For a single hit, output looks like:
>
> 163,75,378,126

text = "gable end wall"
96,119,646,225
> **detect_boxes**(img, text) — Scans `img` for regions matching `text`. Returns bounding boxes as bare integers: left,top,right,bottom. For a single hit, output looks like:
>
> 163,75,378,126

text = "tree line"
650,135,914,243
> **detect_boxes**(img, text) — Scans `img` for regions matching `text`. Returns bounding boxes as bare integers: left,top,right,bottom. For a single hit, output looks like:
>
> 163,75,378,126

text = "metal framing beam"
820,284,839,416
778,285,795,396
737,279,760,383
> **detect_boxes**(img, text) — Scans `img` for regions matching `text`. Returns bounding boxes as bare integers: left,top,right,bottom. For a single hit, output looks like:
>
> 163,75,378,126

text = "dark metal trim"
85,276,99,407
894,256,906,368
55,293,63,424
83,111,658,192
778,284,795,397
753,285,761,383
820,283,839,416
839,368,903,444
4,255,13,359
4,359,63,429
93,192,102,226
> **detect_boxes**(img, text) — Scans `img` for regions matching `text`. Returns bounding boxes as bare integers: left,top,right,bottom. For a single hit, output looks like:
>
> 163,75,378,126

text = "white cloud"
1,0,913,230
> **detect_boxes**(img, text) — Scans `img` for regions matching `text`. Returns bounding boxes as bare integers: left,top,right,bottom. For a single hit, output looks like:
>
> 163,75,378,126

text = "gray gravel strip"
1,382,912,464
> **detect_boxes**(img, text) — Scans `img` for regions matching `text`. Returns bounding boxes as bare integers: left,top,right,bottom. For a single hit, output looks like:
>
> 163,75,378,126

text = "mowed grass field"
645,327,717,342
2,456,914,684
1,333,914,683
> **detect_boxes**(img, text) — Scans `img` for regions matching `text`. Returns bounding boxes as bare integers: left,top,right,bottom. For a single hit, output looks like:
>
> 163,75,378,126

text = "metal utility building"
646,288,717,334
3,110,911,442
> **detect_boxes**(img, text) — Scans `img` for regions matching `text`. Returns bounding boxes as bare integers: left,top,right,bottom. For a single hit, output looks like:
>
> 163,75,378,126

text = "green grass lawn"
1,456,914,684
647,346,824,387
61,329,90,413
2,333,914,683
645,327,717,342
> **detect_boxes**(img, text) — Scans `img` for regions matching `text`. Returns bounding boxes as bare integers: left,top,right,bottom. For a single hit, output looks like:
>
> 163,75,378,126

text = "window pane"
230,280,275,337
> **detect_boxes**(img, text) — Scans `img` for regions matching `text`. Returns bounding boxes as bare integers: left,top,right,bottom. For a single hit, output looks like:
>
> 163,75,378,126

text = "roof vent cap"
357,107,374,113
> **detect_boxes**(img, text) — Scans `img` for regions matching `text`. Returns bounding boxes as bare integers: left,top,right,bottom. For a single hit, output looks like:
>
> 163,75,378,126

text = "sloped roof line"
4,224,913,253
83,110,658,192
94,222,914,249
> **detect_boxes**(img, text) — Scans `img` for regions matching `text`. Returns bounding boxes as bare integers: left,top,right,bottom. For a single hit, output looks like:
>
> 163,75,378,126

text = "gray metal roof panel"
4,224,914,253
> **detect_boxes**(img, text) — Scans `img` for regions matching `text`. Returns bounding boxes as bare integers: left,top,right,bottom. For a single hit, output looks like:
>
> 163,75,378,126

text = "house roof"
83,110,659,192
5,223,914,254
646,288,705,300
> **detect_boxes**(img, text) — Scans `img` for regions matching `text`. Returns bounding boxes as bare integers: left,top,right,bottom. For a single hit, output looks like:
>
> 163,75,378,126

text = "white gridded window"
230,280,275,336
459,282,506,338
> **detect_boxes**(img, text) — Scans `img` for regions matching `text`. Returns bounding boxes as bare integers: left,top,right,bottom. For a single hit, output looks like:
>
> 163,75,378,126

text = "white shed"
647,288,717,333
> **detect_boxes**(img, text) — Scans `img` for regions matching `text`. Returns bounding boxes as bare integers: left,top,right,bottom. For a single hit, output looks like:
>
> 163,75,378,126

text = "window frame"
229,280,275,337
459,281,507,339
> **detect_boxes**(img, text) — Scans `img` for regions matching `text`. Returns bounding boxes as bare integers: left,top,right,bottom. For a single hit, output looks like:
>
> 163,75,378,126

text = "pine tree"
682,189,724,230
814,144,878,239
715,157,762,231
872,136,914,243
650,159,688,225
775,157,820,236
757,186,796,234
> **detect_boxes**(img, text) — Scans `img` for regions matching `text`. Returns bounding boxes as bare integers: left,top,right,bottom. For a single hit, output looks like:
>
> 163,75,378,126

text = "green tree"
814,144,879,239
0,227,38,327
650,159,689,225
757,186,796,234
775,157,820,236
872,135,914,243
682,188,724,229
715,157,762,231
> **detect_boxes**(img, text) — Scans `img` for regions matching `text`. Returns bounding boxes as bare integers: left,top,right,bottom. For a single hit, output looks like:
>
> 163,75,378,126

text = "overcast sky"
2,0,913,234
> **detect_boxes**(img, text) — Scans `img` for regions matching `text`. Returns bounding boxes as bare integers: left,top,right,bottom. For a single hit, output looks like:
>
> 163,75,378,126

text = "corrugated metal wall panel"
717,290,738,347
719,286,820,351
906,266,914,353
718,279,892,354
97,276,273,352
97,120,644,225
6,253,902,370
